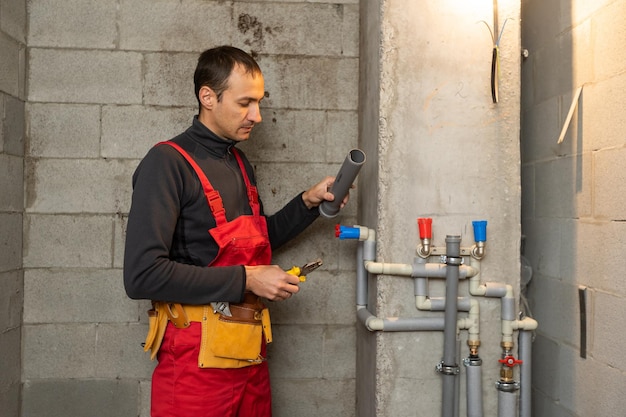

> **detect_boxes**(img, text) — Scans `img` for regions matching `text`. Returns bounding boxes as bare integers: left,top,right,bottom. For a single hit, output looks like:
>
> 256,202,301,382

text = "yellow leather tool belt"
143,293,272,369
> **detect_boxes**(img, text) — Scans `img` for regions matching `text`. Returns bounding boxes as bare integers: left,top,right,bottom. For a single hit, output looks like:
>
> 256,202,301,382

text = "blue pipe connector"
472,220,488,243
335,224,361,240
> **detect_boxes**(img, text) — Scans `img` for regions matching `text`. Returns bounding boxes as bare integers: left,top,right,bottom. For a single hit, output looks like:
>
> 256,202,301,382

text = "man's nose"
249,103,262,123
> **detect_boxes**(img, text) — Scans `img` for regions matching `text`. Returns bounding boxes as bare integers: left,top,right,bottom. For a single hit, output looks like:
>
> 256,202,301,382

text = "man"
124,46,347,417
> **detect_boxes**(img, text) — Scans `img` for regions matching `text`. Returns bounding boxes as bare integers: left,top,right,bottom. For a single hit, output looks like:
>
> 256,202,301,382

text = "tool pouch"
144,303,169,360
199,296,271,369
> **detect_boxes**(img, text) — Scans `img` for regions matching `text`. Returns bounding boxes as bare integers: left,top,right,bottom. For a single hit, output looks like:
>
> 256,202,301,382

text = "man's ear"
198,86,215,109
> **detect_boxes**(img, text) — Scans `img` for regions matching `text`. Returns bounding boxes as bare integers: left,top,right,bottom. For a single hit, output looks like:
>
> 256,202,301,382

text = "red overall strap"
158,141,260,224
231,148,261,217
158,141,227,225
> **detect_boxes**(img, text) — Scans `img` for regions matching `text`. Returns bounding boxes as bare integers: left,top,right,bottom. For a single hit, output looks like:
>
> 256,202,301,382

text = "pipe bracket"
495,380,520,392
436,361,460,375
445,256,463,266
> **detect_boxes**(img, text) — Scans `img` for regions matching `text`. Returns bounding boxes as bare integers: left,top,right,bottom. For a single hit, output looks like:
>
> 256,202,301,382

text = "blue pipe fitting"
472,220,488,242
335,224,360,240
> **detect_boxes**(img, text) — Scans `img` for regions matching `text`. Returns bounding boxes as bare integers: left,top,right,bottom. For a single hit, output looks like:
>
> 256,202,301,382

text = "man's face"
200,64,265,142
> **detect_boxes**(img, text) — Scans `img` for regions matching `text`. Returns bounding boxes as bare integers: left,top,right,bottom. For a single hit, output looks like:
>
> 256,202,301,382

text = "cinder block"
592,1,626,80
530,334,560,401
119,0,233,52
558,344,626,417
22,379,139,417
27,103,101,158
143,52,198,107
0,380,20,417
532,37,574,105
522,216,562,279
101,105,193,159
0,0,26,44
95,323,156,379
582,72,626,151
3,94,24,156
592,291,626,372
25,158,136,214
28,48,143,104
534,154,591,219
238,109,357,164
23,214,113,268
28,0,117,49
23,268,138,324
0,154,24,211
0,32,23,97
528,275,580,348
139,380,151,417
520,96,561,163
0,326,21,383
0,213,22,272
269,271,354,326
22,323,96,378
322,325,356,379
594,147,626,219
268,324,324,379
258,55,358,111
232,3,358,57
113,214,126,268
0,270,23,329
560,220,626,294
271,378,355,417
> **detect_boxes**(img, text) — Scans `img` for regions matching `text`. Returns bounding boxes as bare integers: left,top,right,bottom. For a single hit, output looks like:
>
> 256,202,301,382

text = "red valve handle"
417,218,433,239
498,355,523,367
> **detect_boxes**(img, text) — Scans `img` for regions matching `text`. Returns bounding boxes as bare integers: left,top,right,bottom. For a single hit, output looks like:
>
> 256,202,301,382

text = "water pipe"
517,322,537,417
439,235,462,417
464,355,484,417
319,149,366,218
337,222,536,417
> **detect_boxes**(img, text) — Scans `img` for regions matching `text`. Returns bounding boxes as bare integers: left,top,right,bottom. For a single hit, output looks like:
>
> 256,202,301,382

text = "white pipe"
469,256,508,297
365,261,477,279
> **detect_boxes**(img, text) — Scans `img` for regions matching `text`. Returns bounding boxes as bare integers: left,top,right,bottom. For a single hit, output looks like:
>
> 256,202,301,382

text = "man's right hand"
244,265,301,301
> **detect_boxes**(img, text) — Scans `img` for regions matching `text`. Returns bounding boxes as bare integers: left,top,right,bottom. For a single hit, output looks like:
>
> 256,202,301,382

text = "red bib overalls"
151,141,273,417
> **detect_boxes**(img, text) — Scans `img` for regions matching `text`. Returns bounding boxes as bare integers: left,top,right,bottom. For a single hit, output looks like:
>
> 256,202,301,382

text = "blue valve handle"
472,220,488,242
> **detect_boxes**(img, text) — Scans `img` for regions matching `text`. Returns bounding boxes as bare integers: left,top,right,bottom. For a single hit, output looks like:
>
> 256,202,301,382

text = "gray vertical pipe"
519,330,532,417
497,391,517,417
441,235,462,417
465,358,484,417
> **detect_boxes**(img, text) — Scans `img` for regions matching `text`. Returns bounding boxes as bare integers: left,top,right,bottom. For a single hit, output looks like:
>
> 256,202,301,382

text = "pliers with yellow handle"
286,258,323,282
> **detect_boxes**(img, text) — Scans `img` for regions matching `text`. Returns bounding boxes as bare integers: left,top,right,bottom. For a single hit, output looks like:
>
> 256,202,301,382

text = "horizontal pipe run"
357,306,445,332
365,261,477,279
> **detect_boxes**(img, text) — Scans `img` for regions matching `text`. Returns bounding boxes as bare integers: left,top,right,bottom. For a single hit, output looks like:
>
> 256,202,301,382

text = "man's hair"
194,46,262,105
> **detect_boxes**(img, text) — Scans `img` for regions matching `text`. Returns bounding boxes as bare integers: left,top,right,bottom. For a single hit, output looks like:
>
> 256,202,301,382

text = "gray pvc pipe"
497,390,517,417
319,149,366,218
465,359,484,417
357,307,445,332
519,330,532,417
442,235,462,417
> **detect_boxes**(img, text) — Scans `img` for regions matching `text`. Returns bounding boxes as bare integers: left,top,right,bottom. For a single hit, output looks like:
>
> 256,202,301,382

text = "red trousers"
151,322,272,417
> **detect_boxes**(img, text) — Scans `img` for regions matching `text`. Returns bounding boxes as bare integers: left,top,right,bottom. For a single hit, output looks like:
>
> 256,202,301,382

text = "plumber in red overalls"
123,45,349,417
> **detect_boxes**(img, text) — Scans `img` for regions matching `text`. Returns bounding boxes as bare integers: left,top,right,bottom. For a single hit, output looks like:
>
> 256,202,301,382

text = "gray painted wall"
521,0,626,416
0,0,26,416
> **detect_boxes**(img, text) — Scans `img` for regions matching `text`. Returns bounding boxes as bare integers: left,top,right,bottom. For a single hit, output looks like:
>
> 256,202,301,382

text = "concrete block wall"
0,0,26,416
521,0,626,416
22,1,358,416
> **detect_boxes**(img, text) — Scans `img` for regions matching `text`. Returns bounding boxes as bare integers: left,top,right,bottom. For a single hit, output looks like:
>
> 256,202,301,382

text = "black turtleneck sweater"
123,116,320,305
